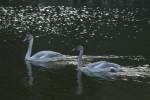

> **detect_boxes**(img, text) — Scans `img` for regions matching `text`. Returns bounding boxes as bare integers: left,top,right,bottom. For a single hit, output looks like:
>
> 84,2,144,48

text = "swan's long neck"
25,38,33,60
77,50,83,68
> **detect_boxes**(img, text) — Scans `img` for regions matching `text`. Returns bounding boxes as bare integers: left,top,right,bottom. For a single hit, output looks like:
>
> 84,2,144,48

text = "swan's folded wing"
85,61,108,68
31,51,64,59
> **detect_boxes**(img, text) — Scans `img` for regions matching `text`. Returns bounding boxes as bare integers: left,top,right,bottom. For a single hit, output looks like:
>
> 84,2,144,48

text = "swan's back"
30,51,66,62
82,61,121,73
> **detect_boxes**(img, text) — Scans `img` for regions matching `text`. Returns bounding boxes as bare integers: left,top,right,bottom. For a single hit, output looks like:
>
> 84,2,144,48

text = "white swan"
24,34,66,62
74,45,121,75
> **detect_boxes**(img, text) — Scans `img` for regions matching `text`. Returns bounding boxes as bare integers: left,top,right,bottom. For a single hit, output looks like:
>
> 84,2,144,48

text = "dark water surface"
0,36,150,100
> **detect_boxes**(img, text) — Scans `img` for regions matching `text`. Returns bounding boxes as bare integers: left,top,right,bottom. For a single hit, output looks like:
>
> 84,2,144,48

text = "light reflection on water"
0,6,149,43
0,6,150,100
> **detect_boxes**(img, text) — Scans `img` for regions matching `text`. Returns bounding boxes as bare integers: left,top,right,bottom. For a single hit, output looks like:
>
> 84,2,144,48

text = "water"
0,34,150,100
0,6,150,100
0,6,150,55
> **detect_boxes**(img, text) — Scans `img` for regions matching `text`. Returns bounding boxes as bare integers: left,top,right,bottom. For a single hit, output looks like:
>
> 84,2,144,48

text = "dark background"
0,0,150,8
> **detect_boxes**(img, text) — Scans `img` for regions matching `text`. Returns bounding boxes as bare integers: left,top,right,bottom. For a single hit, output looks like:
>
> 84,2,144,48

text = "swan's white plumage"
74,45,121,78
30,51,66,62
24,34,66,62
80,61,121,73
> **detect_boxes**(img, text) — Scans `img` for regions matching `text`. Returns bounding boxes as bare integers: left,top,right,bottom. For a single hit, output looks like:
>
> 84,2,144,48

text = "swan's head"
24,34,33,42
73,45,84,52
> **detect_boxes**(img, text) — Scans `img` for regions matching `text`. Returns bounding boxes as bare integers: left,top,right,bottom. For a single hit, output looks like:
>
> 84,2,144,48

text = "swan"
73,45,121,76
24,34,66,62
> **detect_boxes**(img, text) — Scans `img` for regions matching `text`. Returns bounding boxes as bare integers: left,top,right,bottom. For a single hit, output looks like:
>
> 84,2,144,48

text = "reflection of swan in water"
27,60,70,69
76,70,83,95
73,45,121,78
24,34,66,62
25,61,34,86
